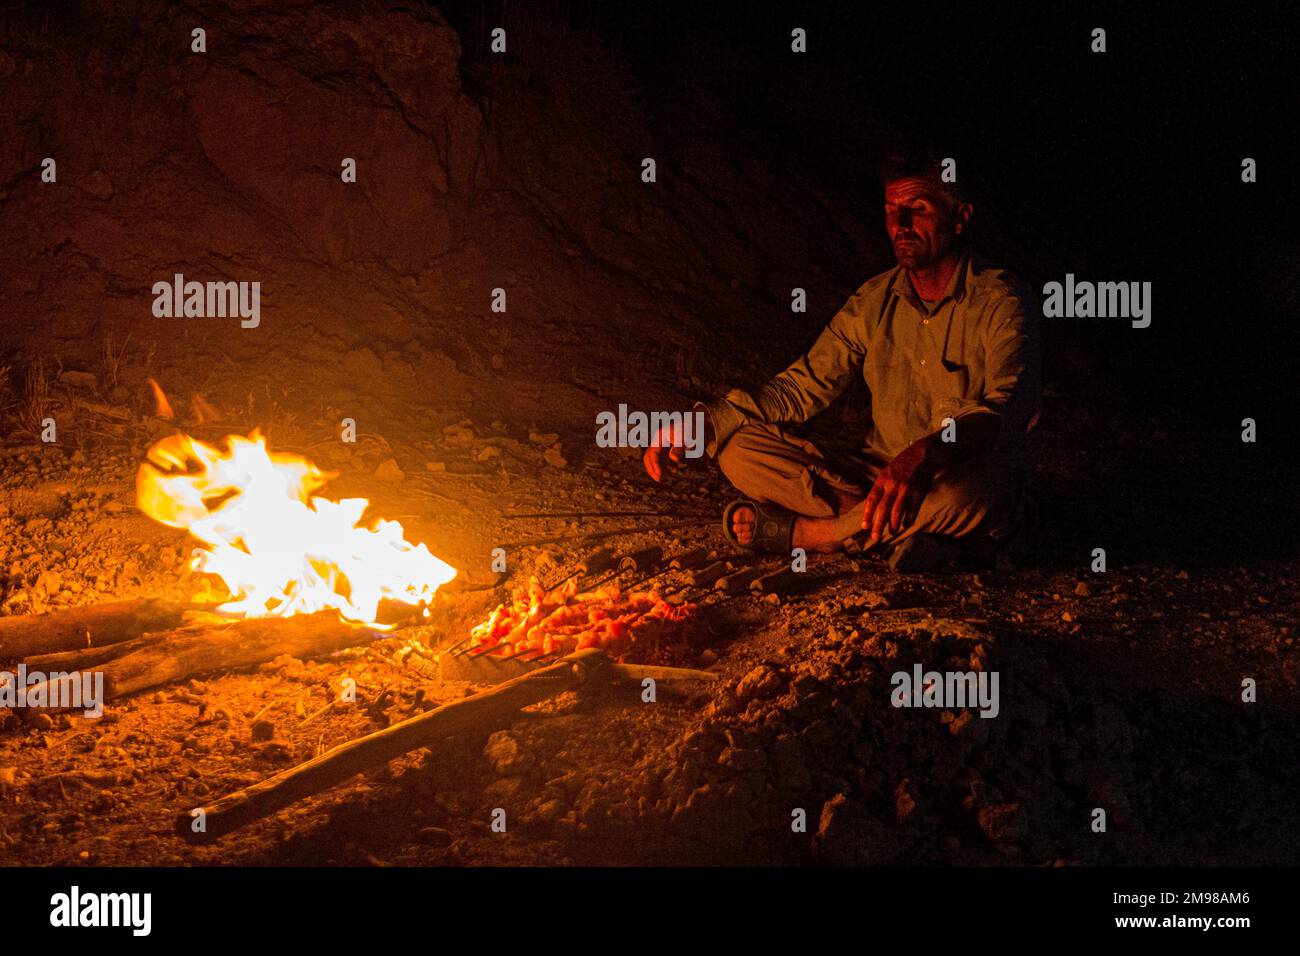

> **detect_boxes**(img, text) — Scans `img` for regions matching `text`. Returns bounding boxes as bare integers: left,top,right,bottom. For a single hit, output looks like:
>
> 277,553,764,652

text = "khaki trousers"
717,422,1026,554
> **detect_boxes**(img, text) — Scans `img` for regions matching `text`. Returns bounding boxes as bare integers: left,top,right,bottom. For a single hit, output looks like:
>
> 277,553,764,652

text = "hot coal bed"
0,0,1296,875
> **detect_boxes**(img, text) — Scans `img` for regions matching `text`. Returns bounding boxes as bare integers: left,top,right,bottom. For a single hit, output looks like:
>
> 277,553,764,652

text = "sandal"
722,499,796,554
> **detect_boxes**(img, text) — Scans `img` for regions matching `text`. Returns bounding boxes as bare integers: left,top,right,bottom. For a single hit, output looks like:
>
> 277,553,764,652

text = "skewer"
621,546,713,592
587,544,664,590
501,510,713,519
455,549,613,658
544,546,616,592
452,547,717,664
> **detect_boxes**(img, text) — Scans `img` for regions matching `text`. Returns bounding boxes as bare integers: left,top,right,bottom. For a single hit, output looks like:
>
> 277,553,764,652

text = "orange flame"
147,378,174,419
136,431,456,625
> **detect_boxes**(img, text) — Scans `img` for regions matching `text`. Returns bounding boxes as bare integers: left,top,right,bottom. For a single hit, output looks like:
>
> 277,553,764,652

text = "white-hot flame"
136,431,456,625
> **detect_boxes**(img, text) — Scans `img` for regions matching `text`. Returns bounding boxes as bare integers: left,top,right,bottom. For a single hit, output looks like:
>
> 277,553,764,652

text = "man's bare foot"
733,502,863,554
730,504,852,553
730,504,757,545
792,514,852,553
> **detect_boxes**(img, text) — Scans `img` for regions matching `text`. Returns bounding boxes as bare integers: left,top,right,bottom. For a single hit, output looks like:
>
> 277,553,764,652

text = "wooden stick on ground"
0,598,199,661
25,632,170,672
178,648,613,842
177,649,718,843
23,611,377,705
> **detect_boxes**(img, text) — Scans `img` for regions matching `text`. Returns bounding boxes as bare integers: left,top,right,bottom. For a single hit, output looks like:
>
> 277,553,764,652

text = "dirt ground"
0,385,1295,866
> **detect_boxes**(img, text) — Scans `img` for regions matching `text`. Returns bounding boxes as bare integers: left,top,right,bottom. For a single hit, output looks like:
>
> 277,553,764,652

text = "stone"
484,776,522,802
543,444,567,469
532,798,566,824
895,778,919,823
483,730,528,775
978,803,1029,843
814,793,900,866
735,665,784,704
717,746,767,773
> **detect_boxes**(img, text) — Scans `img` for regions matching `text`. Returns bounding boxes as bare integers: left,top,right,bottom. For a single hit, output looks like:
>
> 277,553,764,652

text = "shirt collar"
890,249,972,314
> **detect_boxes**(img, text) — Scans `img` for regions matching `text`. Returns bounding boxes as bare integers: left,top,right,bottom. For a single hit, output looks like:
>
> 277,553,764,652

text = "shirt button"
923,318,930,325
920,358,927,367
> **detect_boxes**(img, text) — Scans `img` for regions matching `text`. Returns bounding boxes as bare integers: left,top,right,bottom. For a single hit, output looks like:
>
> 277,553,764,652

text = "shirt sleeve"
949,289,1042,449
699,288,872,456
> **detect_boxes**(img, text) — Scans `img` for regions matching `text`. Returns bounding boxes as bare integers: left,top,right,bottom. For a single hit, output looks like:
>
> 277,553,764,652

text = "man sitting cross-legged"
643,152,1041,572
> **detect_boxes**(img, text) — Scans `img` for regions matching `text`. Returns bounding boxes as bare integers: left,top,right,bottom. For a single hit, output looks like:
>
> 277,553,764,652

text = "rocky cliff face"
0,0,871,438
2,2,483,338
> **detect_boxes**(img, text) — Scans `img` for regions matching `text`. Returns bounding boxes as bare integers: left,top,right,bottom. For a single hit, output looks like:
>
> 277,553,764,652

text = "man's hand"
643,420,689,483
861,437,936,545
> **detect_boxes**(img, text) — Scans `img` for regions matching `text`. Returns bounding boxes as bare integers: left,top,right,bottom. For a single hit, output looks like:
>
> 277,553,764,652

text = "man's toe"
732,506,756,543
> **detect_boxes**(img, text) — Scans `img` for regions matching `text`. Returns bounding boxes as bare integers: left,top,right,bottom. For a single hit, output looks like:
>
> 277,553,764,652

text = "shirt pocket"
933,362,972,429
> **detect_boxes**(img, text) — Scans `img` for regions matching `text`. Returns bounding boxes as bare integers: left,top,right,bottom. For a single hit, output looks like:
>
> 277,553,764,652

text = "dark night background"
441,0,1300,411
438,0,1300,558
5,0,1297,486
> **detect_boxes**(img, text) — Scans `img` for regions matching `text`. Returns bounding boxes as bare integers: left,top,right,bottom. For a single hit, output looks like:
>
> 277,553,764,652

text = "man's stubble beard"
894,247,927,270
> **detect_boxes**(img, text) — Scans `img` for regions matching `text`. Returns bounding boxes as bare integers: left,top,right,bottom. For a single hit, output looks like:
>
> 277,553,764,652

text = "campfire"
135,430,457,625
0,424,718,847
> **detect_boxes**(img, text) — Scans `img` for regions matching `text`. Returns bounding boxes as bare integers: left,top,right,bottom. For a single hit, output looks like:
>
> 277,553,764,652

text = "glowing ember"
468,576,695,660
136,431,456,625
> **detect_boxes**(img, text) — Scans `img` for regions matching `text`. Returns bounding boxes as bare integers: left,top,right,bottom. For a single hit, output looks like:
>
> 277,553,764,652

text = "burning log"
0,599,198,661
135,430,457,623
177,648,716,842
23,612,376,704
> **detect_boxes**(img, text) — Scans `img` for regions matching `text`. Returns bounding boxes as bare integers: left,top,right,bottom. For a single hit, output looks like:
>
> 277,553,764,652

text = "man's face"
883,176,963,270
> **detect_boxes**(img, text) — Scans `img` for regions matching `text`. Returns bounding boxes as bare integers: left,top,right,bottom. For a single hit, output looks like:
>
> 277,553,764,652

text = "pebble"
735,666,784,704
717,746,766,773
532,798,566,824
415,826,453,846
484,776,522,802
814,793,900,866
483,731,528,775
978,803,1028,843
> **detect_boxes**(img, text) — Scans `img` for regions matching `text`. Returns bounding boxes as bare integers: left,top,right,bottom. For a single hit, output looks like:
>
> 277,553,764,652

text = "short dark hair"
877,149,966,209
